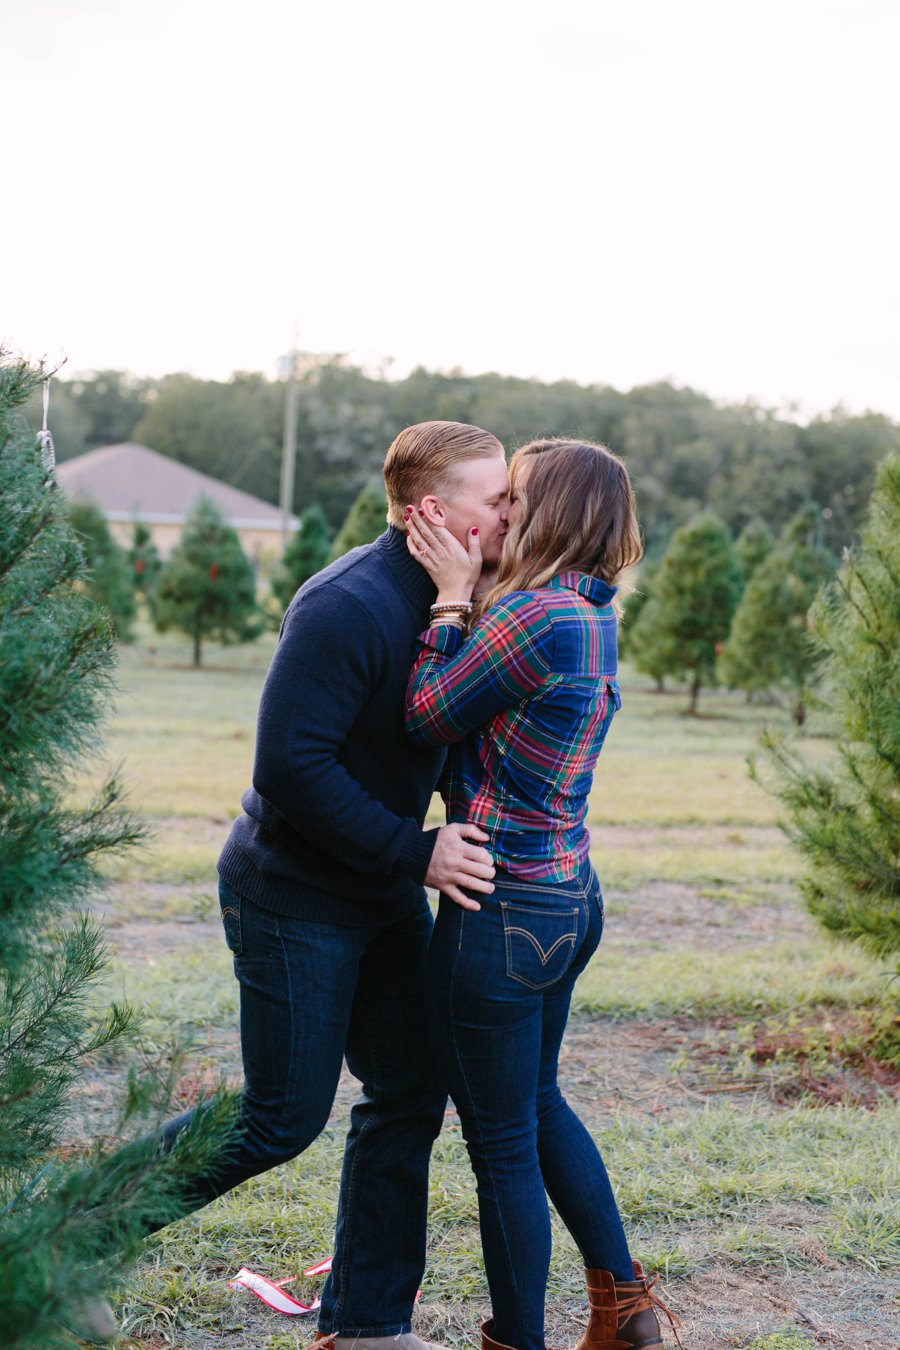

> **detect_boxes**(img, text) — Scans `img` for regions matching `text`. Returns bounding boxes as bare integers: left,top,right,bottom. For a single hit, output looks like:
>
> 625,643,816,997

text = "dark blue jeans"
428,859,632,1350
161,881,447,1337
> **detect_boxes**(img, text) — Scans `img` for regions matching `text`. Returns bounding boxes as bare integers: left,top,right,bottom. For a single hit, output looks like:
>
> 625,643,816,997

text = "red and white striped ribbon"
227,1267,322,1315
229,1254,420,1318
304,1256,334,1277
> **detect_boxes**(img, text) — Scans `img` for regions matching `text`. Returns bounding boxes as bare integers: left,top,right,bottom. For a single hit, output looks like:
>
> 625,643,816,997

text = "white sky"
4,0,899,418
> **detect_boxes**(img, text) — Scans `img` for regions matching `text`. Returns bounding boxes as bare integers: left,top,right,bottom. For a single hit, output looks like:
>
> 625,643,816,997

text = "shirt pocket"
501,902,579,990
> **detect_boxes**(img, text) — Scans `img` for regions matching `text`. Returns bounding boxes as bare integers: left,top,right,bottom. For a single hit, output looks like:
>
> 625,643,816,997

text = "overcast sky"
4,0,899,418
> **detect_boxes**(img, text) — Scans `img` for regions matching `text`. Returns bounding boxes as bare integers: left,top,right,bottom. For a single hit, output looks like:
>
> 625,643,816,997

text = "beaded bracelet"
430,601,473,615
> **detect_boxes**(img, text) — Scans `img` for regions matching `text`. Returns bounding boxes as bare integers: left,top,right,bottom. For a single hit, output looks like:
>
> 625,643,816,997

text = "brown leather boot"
575,1262,684,1350
481,1317,517,1350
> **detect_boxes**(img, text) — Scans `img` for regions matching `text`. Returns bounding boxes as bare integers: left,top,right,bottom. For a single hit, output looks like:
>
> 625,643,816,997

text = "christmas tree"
152,496,263,666
719,506,836,725
67,496,137,641
631,513,743,712
734,516,775,583
272,502,332,610
758,457,900,964
331,480,389,559
618,556,661,684
0,351,232,1348
127,519,162,609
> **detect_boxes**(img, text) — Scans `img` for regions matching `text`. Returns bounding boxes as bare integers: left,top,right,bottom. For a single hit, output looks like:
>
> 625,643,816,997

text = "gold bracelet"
430,601,473,615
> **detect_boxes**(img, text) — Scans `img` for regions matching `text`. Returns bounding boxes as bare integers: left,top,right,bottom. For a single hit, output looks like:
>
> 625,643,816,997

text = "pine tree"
153,496,263,666
331,480,389,559
0,352,232,1349
272,503,332,610
719,506,836,724
127,520,162,608
618,557,665,688
734,517,775,582
631,513,743,712
67,497,137,642
756,456,900,964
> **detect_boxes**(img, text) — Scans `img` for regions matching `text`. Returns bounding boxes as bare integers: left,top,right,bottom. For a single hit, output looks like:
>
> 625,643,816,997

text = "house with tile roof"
55,442,296,562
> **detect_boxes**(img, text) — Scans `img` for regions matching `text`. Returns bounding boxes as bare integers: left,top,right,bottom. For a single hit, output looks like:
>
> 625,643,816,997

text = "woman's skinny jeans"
428,857,633,1350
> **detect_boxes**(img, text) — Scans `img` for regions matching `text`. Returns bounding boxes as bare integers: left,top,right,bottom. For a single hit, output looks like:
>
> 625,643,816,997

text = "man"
163,421,511,1350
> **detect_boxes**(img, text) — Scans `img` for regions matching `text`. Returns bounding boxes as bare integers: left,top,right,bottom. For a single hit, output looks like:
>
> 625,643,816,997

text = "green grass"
606,1106,898,1240
102,824,226,886
585,679,834,829
592,826,800,895
117,1101,898,1343
72,624,899,1346
100,945,238,1048
744,1336,818,1350
104,908,893,1038
573,936,894,1020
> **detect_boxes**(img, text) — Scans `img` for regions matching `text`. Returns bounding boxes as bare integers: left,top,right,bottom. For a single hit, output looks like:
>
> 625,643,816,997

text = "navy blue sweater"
218,527,444,925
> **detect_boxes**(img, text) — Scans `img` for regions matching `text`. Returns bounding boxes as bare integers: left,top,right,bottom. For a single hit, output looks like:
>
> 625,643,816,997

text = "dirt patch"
730,1009,900,1108
560,1012,900,1119
559,1018,698,1119
96,892,224,959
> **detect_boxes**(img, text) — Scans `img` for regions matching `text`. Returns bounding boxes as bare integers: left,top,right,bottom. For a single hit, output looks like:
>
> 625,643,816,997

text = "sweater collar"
376,526,438,608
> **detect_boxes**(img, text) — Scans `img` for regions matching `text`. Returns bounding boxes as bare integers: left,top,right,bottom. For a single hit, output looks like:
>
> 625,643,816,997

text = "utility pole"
279,348,299,542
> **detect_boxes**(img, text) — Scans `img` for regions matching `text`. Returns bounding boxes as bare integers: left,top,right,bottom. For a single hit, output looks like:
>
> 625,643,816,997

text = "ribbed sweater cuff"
396,825,439,884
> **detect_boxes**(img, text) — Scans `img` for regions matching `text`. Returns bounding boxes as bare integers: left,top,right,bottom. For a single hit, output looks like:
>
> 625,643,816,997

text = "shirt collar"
375,526,438,608
549,570,618,607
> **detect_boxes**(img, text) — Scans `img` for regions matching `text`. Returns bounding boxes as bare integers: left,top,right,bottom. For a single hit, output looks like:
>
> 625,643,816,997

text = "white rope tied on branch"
36,377,55,471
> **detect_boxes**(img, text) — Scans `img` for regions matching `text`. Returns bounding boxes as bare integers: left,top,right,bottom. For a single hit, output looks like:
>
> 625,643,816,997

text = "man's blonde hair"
382,421,505,528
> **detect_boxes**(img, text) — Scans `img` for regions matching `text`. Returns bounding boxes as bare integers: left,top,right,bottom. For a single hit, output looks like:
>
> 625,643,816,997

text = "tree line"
29,358,900,555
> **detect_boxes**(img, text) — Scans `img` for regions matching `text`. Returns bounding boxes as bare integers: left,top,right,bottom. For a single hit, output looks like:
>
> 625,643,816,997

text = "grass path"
74,624,897,1349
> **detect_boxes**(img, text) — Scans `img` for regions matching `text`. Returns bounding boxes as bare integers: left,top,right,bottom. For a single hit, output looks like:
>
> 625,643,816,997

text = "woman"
403,440,682,1350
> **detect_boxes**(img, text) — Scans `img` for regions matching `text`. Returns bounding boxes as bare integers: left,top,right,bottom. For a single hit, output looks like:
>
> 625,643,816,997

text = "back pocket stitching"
503,926,576,966
220,900,243,956
502,904,579,990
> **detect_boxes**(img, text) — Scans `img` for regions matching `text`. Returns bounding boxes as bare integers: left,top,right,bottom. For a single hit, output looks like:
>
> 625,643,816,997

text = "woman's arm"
405,592,556,746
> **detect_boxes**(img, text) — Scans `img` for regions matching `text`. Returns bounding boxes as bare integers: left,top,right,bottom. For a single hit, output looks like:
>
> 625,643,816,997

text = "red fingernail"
418,509,425,516
471,528,478,536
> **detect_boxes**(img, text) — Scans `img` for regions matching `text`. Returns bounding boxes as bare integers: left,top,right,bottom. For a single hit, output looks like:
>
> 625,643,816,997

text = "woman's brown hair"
476,438,642,619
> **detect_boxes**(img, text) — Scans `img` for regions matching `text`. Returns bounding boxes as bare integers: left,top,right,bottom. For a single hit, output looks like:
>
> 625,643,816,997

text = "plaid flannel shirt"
405,571,621,882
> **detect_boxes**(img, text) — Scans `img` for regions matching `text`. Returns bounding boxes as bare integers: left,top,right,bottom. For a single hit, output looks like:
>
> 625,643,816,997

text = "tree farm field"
80,622,898,1350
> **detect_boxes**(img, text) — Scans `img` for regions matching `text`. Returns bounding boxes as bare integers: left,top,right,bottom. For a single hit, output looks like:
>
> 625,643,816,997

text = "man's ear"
419,494,446,525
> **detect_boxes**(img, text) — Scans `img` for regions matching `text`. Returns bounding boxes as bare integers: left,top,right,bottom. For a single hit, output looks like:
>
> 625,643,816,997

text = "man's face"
427,454,511,566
